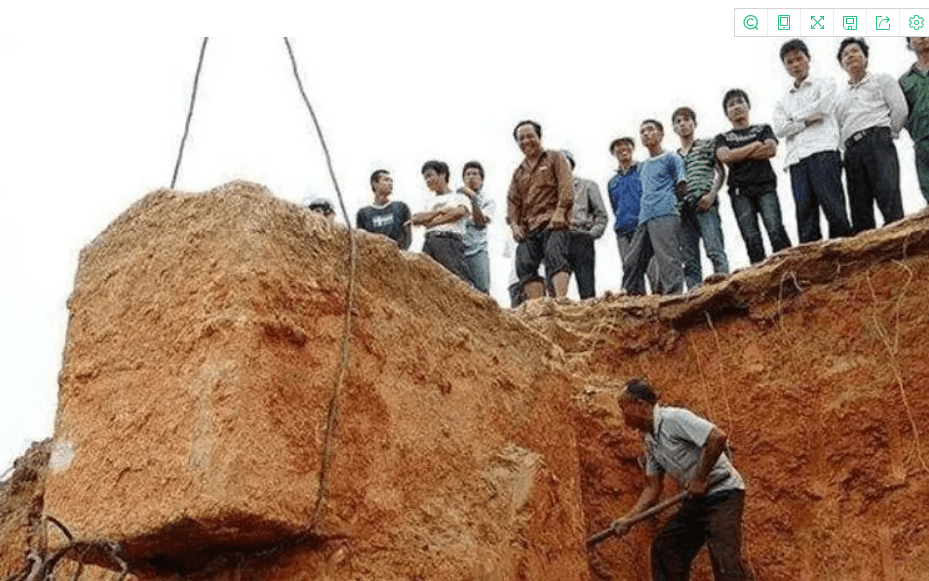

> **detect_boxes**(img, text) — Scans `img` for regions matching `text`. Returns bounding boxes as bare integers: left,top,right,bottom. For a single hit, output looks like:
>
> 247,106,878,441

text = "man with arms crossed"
715,89,792,264
671,107,729,290
411,160,472,283
773,39,851,243
612,377,749,581
834,37,908,234
507,120,574,300
621,120,686,295
356,169,412,249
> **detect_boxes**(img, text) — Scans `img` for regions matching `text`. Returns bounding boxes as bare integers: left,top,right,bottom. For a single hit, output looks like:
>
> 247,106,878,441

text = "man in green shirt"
901,36,929,204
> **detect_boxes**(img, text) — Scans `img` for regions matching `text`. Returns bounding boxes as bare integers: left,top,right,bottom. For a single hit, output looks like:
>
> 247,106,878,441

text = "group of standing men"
339,36,929,310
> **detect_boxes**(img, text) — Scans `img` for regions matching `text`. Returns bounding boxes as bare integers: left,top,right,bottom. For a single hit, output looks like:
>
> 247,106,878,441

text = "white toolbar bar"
735,8,928,36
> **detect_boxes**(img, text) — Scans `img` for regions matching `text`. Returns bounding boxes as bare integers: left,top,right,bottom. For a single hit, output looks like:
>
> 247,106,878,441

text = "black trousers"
843,127,903,234
567,232,596,299
651,489,749,581
422,233,472,284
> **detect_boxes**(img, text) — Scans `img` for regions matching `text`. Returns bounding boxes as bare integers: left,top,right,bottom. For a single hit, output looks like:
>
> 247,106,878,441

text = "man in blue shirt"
608,137,658,295
621,120,686,295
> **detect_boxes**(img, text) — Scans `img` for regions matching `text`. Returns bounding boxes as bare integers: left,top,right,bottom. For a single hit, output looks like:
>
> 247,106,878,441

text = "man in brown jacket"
506,120,574,299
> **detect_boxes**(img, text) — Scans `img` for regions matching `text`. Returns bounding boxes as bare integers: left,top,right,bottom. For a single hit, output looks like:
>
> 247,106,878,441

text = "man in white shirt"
834,37,908,234
773,39,851,243
411,160,473,284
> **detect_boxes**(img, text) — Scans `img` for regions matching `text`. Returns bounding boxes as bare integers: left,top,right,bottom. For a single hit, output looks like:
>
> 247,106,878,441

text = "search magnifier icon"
743,14,759,30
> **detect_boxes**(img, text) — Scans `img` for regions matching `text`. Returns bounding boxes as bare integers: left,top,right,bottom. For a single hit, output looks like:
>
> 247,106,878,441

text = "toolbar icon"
778,15,791,30
843,15,857,30
876,15,891,30
910,15,925,31
743,14,759,30
810,15,825,29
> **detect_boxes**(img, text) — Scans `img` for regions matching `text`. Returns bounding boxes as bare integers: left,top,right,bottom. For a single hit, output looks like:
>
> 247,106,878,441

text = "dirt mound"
521,211,929,580
38,181,588,580
0,440,49,575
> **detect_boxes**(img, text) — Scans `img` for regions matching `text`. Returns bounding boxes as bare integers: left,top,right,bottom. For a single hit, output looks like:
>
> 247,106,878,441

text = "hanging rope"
283,37,357,530
170,37,208,189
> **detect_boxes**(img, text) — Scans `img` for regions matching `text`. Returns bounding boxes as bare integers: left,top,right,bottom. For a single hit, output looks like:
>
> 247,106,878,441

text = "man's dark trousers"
651,489,749,581
789,150,851,242
843,127,904,234
567,232,596,299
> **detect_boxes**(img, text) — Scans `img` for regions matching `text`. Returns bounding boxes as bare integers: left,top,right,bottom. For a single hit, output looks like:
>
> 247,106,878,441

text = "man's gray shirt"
569,177,608,237
644,406,745,496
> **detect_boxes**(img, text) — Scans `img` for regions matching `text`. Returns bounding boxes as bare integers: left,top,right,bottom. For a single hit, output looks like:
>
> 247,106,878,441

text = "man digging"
610,377,751,581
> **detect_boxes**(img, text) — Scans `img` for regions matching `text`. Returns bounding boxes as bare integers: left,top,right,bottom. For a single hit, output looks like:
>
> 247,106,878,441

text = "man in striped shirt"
672,107,729,290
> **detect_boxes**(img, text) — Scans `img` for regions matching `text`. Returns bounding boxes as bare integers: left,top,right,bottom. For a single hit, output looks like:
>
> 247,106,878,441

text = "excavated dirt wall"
3,183,929,581
523,211,929,581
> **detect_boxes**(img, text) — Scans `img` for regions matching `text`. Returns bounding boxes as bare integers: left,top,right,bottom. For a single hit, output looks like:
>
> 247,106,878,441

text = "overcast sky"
2,1,926,471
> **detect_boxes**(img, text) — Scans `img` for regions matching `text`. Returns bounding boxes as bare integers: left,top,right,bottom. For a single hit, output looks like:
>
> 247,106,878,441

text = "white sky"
2,1,927,471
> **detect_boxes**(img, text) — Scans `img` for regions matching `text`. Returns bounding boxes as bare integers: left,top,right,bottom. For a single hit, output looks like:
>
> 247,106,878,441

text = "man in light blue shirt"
621,120,686,295
458,161,495,293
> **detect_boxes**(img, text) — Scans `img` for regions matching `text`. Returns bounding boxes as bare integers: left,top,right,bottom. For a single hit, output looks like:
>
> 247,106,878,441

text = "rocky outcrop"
4,183,929,581
40,181,588,580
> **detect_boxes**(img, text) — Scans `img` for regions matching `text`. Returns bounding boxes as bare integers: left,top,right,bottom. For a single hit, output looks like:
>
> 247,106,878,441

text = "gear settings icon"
910,15,925,30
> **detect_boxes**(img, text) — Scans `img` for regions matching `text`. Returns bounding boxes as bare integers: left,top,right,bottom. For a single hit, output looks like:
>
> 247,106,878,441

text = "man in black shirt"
715,89,791,264
356,169,412,249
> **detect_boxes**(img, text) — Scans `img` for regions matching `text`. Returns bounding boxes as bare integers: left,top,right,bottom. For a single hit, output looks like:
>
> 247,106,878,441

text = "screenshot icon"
843,15,857,31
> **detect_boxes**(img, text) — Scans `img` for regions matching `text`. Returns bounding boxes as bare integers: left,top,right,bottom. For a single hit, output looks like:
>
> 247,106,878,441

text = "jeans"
616,231,659,294
622,215,684,295
680,199,729,290
789,150,851,243
843,127,903,234
651,489,750,581
464,248,490,294
730,184,791,264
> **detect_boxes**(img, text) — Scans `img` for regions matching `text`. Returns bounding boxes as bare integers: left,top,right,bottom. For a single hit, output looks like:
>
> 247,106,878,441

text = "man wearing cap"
613,377,750,581
304,196,336,222
356,169,412,249
561,149,608,299
834,37,908,234
507,120,574,300
607,137,659,294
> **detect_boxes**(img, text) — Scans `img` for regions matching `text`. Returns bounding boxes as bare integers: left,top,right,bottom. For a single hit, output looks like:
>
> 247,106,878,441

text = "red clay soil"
35,181,588,581
523,210,929,581
2,182,929,581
